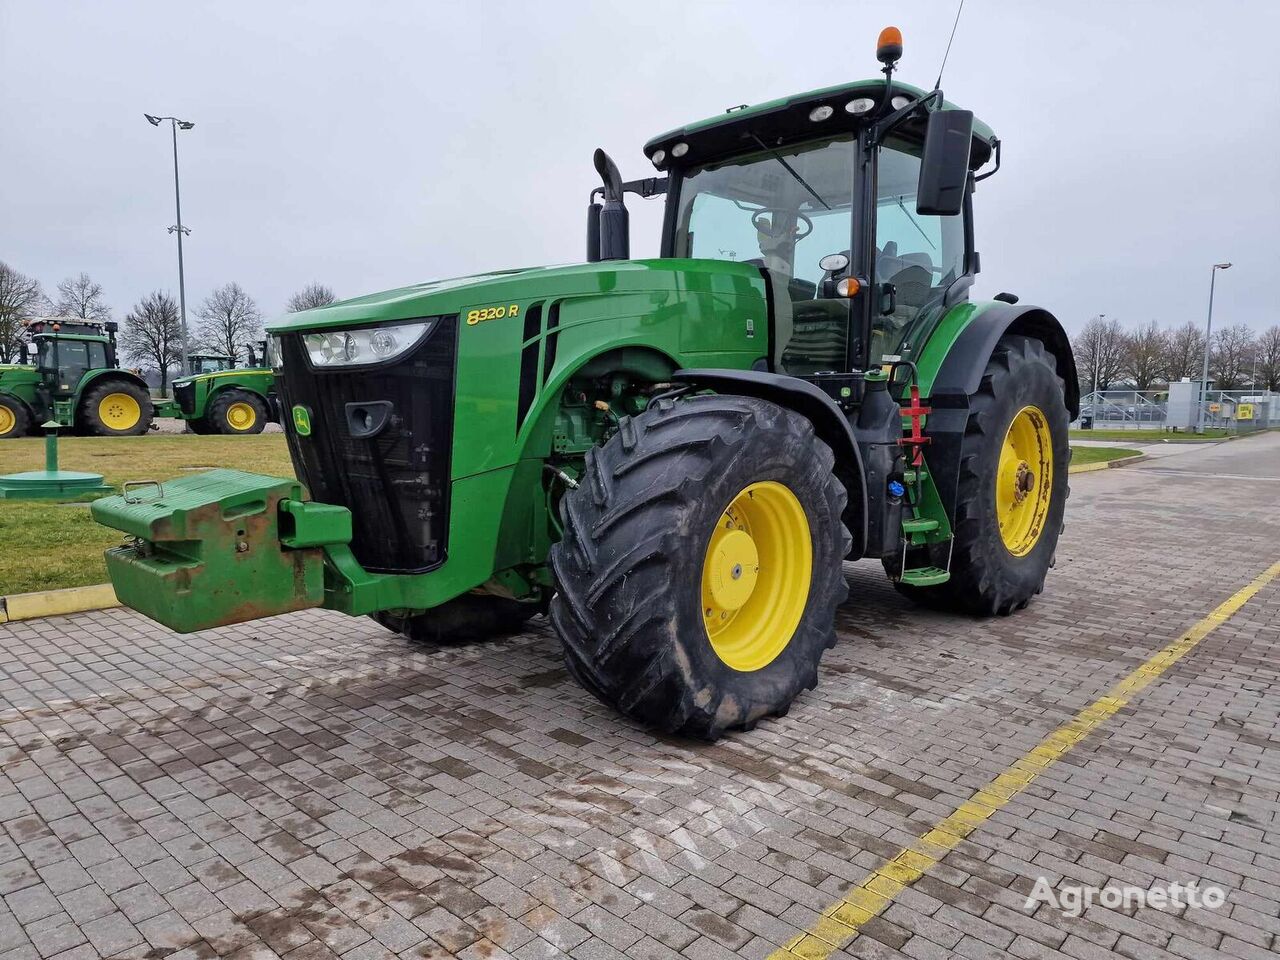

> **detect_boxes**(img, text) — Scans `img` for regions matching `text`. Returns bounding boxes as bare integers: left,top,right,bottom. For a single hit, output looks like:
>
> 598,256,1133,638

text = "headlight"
302,319,435,368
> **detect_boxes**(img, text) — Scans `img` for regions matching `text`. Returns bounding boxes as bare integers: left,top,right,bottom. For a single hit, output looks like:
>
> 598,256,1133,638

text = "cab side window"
871,138,966,363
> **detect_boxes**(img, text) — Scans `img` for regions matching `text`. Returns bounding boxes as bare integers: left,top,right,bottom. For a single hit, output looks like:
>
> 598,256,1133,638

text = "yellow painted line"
769,558,1280,960
1067,460,1111,474
0,583,119,623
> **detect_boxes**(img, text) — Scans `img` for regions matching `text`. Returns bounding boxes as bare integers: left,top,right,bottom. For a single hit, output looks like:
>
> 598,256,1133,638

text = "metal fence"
1074,388,1279,434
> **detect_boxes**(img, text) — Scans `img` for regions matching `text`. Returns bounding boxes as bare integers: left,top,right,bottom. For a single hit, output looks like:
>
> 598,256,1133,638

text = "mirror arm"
621,176,668,199
974,137,1001,182
870,88,944,147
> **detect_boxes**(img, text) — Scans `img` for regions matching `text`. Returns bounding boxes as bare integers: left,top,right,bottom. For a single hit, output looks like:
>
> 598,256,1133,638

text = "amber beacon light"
877,26,903,65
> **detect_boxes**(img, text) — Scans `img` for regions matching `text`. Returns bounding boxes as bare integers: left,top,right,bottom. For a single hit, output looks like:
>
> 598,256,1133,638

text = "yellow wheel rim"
226,401,257,431
997,405,1053,557
701,480,813,672
99,392,141,430
0,406,15,436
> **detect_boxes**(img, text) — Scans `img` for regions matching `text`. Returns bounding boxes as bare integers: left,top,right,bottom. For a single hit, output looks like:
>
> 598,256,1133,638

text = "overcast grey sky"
2,0,1277,334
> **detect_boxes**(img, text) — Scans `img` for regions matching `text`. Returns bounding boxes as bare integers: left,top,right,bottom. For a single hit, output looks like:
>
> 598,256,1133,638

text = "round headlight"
845,98,876,115
651,149,666,166
371,329,398,357
808,105,834,122
891,95,911,110
671,142,689,158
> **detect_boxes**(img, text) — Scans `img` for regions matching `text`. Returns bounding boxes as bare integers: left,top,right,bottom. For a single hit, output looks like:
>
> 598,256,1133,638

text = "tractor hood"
267,259,765,333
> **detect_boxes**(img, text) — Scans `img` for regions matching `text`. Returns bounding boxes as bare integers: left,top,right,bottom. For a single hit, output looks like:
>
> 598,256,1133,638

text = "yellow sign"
1237,403,1254,420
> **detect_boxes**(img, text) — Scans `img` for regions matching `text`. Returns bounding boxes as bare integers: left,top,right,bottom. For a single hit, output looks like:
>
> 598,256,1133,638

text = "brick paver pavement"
0,433,1277,960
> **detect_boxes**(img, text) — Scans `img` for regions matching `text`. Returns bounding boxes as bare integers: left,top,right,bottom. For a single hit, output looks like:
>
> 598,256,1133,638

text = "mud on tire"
892,334,1070,615
549,394,850,741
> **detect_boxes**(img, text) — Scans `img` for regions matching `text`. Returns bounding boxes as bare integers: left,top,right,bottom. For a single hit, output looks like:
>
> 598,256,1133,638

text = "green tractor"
155,342,280,434
0,318,155,439
93,33,1076,739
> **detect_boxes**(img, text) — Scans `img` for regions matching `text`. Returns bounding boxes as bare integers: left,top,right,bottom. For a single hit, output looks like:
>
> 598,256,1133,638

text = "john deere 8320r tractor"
94,31,1077,739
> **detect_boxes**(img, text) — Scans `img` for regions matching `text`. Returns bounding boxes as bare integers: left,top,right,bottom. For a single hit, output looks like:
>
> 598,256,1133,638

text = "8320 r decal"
465,303,521,326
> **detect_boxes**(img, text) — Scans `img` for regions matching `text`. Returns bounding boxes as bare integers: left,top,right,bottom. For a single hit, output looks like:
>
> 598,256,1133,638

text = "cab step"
900,517,939,534
899,566,950,587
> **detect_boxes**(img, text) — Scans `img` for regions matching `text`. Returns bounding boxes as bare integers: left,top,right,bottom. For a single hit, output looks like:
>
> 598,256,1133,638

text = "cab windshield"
673,137,855,375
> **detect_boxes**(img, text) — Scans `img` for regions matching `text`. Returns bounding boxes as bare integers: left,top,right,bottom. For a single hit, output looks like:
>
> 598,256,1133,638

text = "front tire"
209,390,267,435
550,394,850,741
893,335,1069,615
80,380,153,437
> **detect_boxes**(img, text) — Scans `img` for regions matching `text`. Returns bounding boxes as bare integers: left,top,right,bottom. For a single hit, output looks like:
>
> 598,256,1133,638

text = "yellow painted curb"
1068,452,1147,475
0,583,120,624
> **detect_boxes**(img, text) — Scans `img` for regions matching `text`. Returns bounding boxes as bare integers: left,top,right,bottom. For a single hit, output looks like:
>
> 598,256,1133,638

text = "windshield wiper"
896,196,936,250
748,133,831,211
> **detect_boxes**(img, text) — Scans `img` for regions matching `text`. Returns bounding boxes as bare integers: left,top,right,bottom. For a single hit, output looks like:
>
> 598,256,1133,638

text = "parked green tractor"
154,342,279,434
0,318,155,438
93,32,1076,739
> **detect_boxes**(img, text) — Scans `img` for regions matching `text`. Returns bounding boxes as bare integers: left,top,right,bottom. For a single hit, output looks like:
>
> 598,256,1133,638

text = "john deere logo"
292,405,312,436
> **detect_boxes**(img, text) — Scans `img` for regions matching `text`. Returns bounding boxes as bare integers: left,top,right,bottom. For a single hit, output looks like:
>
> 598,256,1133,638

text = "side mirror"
916,109,973,216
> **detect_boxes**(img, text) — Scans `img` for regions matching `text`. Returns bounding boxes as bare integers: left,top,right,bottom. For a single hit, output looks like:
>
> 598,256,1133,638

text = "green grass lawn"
1070,445,1141,466
1069,428,1228,442
1,434,295,595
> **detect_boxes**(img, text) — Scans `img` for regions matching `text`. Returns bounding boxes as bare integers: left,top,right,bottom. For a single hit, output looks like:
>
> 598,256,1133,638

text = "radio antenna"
934,0,966,90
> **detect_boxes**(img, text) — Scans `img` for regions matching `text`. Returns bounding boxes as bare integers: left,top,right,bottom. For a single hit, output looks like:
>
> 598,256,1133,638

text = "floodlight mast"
144,114,196,373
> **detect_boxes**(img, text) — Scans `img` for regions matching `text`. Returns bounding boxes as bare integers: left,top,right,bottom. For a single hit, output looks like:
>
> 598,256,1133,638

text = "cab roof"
643,78,996,173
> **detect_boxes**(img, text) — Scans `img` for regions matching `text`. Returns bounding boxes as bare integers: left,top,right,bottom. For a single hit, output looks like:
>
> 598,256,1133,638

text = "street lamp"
1196,262,1231,434
144,113,195,374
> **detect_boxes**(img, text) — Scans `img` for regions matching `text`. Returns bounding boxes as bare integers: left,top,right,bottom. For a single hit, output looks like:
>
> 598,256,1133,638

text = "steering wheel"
752,209,813,242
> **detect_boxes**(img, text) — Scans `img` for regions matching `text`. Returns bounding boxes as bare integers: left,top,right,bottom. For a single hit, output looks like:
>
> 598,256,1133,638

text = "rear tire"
80,379,153,437
0,396,30,439
372,594,538,645
550,394,850,741
209,390,267,435
892,335,1069,615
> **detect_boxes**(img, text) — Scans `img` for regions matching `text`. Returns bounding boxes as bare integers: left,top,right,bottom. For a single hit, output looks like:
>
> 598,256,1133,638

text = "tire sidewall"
0,397,29,439
84,380,152,437
970,350,1070,596
212,390,266,435
664,405,845,722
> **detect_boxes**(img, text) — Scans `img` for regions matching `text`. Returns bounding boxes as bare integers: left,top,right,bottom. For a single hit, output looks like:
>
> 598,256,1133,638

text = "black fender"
932,303,1079,417
672,368,868,558
924,303,1078,527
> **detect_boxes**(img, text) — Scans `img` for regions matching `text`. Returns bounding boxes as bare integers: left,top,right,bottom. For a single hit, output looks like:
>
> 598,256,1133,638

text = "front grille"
174,381,196,415
277,317,457,573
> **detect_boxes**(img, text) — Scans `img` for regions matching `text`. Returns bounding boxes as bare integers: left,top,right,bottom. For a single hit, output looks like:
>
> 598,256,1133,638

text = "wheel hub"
705,528,759,613
700,481,813,673
996,406,1053,557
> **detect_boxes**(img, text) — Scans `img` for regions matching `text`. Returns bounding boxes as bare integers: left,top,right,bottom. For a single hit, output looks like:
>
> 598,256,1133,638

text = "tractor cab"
592,31,995,389
186,353,234,375
25,318,121,398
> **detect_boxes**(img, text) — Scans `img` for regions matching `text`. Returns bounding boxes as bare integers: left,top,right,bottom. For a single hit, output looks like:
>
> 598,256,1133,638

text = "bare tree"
1162,321,1207,382
0,261,49,362
286,282,337,313
55,272,111,321
1209,323,1255,390
196,282,262,365
1257,326,1280,392
1121,320,1168,391
1072,315,1126,393
121,291,183,394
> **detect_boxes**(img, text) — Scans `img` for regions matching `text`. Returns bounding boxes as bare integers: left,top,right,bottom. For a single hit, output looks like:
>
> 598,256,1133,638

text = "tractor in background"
155,340,280,434
0,318,154,438
93,29,1076,740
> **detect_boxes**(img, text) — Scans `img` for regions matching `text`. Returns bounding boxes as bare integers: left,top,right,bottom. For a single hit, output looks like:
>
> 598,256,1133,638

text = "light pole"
144,113,195,375
1196,262,1231,434
1089,313,1106,426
